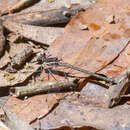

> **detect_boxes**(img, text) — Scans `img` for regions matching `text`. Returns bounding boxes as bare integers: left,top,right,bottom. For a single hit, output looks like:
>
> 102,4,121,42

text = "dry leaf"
0,42,41,87
3,21,64,45
0,0,19,12
6,93,65,123
32,100,130,130
48,0,130,77
100,42,130,77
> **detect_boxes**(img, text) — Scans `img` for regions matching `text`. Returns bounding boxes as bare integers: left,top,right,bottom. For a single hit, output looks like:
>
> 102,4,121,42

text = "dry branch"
106,68,130,108
0,19,5,57
10,78,78,97
1,0,40,16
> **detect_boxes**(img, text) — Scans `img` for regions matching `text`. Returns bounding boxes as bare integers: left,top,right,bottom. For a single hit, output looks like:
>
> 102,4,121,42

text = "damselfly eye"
37,54,45,64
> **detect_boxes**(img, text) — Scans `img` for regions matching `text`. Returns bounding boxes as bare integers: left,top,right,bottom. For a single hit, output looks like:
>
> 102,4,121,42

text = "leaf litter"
6,93,64,123
3,21,64,45
48,0,130,77
0,0,129,130
31,0,130,129
33,100,130,130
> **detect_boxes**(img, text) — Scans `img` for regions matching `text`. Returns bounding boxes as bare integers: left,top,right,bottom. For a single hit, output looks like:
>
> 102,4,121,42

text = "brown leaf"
100,42,130,77
0,0,19,12
6,93,65,123
100,65,124,78
20,0,72,13
0,42,31,69
0,63,40,87
3,21,64,45
21,0,95,13
114,42,130,68
77,82,108,107
48,0,130,77
32,100,130,130
1,105,34,130
0,42,41,87
4,6,84,26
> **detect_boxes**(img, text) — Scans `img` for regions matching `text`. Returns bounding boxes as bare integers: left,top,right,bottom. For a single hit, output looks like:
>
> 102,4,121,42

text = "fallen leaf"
3,21,64,45
48,0,130,78
0,0,19,12
6,93,65,123
76,82,108,107
4,6,83,26
32,100,130,130
0,41,42,87
21,0,94,13
114,42,130,68
100,42,130,77
0,63,40,87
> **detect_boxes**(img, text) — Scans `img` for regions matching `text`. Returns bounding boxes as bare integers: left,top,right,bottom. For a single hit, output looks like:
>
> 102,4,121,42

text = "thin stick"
0,19,5,57
10,78,78,97
1,0,40,16
121,94,130,97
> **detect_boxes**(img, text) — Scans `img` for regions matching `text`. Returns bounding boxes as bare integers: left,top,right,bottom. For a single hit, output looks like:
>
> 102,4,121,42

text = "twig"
0,19,5,57
1,0,40,16
121,94,130,97
10,78,78,97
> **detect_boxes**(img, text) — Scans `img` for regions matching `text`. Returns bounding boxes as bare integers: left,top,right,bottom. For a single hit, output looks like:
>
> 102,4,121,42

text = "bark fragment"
106,68,130,108
10,46,33,69
0,19,5,57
